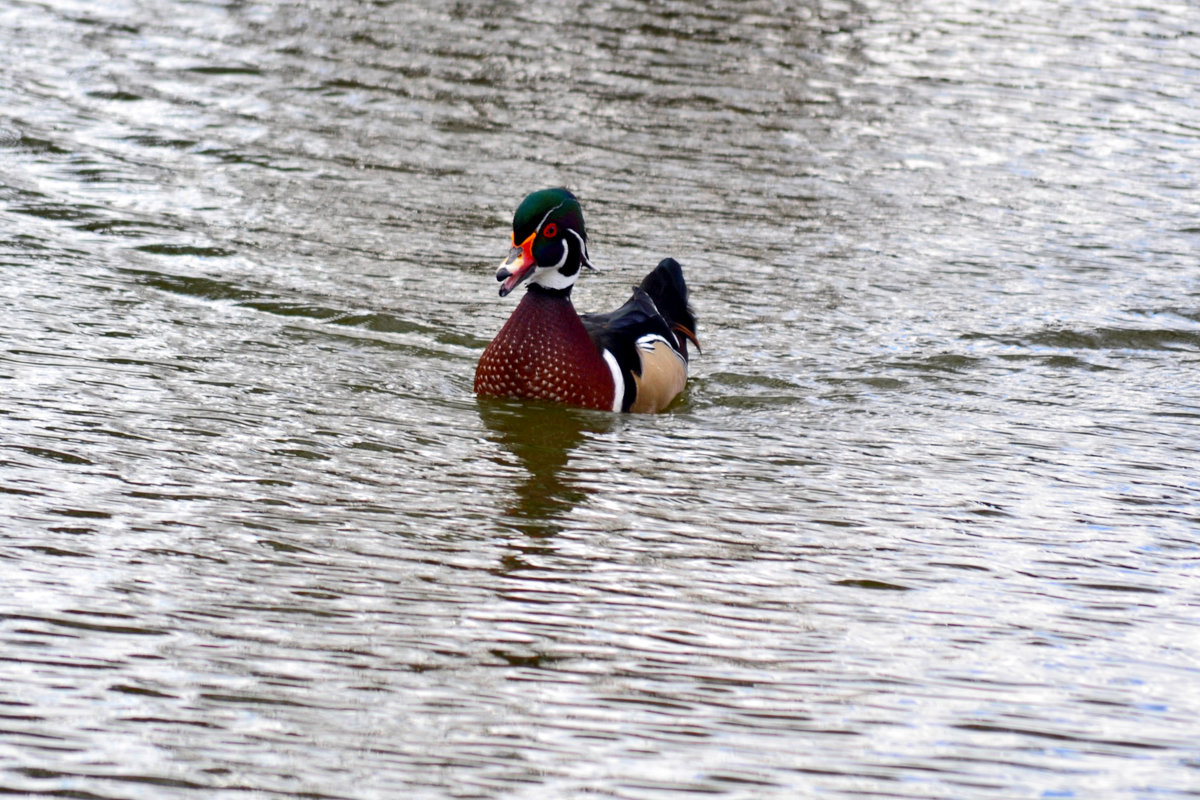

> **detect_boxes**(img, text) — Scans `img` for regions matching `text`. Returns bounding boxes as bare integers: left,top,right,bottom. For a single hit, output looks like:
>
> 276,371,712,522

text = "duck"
475,188,698,413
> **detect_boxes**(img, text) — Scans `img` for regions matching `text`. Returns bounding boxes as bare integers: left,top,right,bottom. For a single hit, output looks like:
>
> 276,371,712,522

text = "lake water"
2,0,1199,797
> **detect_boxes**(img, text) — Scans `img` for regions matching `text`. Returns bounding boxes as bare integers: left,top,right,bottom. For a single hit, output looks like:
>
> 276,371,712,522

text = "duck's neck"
503,285,582,344
526,283,572,301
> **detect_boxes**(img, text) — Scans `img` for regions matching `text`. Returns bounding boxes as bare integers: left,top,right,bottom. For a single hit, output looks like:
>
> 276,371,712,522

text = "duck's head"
496,188,595,297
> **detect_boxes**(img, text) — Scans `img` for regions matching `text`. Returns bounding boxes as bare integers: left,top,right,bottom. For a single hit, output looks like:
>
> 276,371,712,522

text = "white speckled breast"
475,289,616,410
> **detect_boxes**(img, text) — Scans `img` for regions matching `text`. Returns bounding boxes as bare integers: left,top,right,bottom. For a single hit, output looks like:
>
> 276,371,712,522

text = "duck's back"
581,259,697,413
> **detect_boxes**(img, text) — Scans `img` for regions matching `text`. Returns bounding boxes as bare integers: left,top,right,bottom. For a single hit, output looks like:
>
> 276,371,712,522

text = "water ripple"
2,0,1200,797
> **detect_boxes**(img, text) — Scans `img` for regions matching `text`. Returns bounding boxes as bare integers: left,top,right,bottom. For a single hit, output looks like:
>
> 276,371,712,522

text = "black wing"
581,259,697,412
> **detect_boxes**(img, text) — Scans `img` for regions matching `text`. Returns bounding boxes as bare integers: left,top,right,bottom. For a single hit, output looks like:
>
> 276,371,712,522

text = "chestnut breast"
475,289,615,410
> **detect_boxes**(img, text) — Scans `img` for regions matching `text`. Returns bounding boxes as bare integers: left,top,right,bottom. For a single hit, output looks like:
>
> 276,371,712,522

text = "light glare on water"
2,0,1199,798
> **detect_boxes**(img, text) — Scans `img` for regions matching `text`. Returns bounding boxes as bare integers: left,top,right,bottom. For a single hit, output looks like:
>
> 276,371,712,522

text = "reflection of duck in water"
476,399,613,538
475,188,699,413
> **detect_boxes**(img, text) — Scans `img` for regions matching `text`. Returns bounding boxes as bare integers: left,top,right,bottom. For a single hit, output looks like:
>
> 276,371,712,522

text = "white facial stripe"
536,203,565,234
566,228,592,268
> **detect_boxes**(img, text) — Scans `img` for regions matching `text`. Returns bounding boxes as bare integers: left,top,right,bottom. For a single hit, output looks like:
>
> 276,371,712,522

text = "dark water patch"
184,65,264,76
128,270,447,344
13,767,211,791
85,89,143,102
953,722,1174,752
9,202,105,223
888,353,988,374
9,135,72,156
257,539,317,554
128,270,259,302
698,371,809,405
1038,354,1120,371
17,546,92,558
193,146,305,171
3,611,165,638
90,427,156,442
258,305,442,341
0,485,45,498
47,508,111,520
964,327,1200,353
1075,582,1164,595
73,219,179,238
133,243,238,258
124,134,200,150
108,684,176,699
843,375,908,392
1033,328,1200,352
11,446,94,466
240,301,348,320
832,579,913,591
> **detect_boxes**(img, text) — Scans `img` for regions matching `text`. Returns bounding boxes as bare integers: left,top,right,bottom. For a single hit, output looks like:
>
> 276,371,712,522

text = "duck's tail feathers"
640,258,699,357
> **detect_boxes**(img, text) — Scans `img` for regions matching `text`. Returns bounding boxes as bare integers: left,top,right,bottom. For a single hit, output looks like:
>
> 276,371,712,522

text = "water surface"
2,0,1199,798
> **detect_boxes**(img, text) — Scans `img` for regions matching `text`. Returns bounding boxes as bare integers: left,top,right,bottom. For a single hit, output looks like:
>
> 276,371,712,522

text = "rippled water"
3,0,1199,797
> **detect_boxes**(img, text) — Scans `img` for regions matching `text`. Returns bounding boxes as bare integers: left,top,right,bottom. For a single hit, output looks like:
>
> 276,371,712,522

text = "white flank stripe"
602,349,624,412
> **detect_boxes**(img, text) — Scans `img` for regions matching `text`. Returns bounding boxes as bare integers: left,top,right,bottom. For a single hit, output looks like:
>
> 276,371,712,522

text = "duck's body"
474,189,697,413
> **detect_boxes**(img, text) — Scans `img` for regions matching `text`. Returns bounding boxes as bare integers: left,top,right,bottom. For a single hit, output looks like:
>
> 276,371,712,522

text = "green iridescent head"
495,188,595,297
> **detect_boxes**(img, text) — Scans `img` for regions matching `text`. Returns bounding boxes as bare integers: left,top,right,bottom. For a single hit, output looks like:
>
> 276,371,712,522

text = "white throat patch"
530,266,577,291
529,239,577,291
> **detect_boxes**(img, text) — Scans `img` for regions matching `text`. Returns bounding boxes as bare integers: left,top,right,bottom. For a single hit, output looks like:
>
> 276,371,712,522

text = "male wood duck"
475,188,698,413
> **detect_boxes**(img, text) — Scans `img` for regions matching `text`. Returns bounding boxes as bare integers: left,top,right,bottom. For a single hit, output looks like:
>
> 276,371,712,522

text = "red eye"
542,223,557,238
